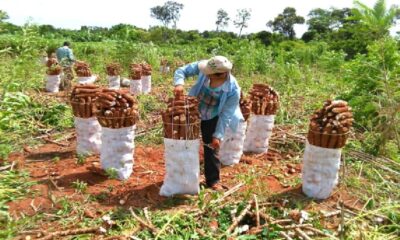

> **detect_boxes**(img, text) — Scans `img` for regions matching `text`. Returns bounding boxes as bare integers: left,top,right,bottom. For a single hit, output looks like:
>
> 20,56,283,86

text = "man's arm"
173,61,200,86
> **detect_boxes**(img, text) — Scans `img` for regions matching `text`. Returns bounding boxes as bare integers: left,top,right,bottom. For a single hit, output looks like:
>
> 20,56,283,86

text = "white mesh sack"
243,115,275,153
302,141,341,199
141,75,151,94
107,75,120,89
160,138,200,196
219,121,247,166
100,126,135,180
45,75,61,93
130,80,142,95
77,76,97,84
75,117,102,155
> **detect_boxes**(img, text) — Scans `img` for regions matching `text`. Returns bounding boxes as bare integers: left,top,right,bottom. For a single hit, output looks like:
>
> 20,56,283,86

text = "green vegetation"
72,179,88,193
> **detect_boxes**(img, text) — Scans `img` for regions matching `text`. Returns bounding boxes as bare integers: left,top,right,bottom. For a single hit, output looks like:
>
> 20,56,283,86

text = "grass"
0,171,36,238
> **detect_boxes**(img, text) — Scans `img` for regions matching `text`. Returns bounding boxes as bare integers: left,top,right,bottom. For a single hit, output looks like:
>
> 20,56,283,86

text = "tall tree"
234,8,251,37
0,10,9,22
353,0,400,37
167,1,184,29
216,9,230,31
150,6,170,27
307,8,334,34
0,10,10,33
150,1,184,29
267,7,305,39
302,8,353,41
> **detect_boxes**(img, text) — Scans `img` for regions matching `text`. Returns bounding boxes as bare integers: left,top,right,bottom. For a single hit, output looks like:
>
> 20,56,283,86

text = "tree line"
0,0,399,59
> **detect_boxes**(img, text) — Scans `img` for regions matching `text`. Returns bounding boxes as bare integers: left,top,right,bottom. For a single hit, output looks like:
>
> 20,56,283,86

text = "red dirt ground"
6,131,360,233
7,136,287,217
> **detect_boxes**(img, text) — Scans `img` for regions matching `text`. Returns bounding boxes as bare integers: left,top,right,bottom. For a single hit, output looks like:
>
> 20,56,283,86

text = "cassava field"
0,2,399,239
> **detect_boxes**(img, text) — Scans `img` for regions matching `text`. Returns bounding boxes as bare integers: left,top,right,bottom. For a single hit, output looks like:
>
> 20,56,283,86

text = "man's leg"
200,116,220,187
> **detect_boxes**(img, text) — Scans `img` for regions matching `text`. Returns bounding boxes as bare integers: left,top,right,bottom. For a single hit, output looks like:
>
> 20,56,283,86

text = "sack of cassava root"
160,96,201,196
302,100,353,199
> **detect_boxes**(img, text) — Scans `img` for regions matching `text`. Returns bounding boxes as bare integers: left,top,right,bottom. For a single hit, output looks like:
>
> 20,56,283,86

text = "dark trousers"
201,116,220,187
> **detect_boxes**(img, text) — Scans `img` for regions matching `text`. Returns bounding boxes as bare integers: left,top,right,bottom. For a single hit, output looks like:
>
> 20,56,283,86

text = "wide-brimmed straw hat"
199,56,232,75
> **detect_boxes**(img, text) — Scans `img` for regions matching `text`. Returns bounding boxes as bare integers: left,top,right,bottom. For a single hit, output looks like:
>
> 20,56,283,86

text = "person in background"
173,56,243,191
56,41,75,90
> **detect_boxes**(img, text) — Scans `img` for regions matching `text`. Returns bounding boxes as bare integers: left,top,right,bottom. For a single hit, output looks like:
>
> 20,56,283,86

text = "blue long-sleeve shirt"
174,61,244,140
56,46,74,66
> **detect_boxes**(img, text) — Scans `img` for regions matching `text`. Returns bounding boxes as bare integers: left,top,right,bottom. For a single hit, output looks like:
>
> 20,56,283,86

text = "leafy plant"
71,180,88,193
0,170,35,225
342,37,400,156
105,168,119,180
76,154,87,165
353,0,400,38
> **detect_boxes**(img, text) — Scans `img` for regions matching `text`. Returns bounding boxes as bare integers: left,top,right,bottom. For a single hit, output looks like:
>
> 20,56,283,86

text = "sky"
1,0,399,37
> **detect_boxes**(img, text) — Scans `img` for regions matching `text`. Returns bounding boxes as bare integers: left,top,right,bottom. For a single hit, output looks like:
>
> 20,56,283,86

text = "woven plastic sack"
75,117,102,155
77,76,97,84
45,75,61,93
219,121,247,166
160,138,200,196
107,75,120,89
141,75,151,94
302,141,341,199
130,80,142,95
100,126,135,180
243,115,275,153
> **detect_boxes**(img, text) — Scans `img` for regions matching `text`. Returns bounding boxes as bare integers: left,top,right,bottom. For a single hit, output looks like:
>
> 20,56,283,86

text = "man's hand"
211,137,220,150
174,85,184,99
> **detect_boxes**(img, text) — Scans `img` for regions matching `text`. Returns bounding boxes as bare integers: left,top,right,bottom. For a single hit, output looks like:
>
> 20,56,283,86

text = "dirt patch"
7,135,359,226
8,196,53,217
8,141,281,215
8,142,168,214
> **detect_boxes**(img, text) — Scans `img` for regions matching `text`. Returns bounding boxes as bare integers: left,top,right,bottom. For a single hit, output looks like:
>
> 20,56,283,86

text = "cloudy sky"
1,0,399,36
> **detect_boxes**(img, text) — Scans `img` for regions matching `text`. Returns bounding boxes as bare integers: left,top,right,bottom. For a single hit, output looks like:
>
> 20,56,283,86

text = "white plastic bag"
75,117,102,155
141,75,151,94
302,141,341,199
41,56,48,65
160,138,200,196
159,66,170,74
121,78,130,87
100,126,135,180
130,80,142,95
45,75,61,93
77,76,97,84
219,121,247,166
107,75,120,89
243,115,275,153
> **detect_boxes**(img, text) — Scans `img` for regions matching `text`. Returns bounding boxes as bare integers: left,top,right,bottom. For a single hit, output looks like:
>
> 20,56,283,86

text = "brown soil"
7,136,288,216
6,131,360,234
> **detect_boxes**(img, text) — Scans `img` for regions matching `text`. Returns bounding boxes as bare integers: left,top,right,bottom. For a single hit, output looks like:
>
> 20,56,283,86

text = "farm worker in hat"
56,41,75,90
173,56,244,190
